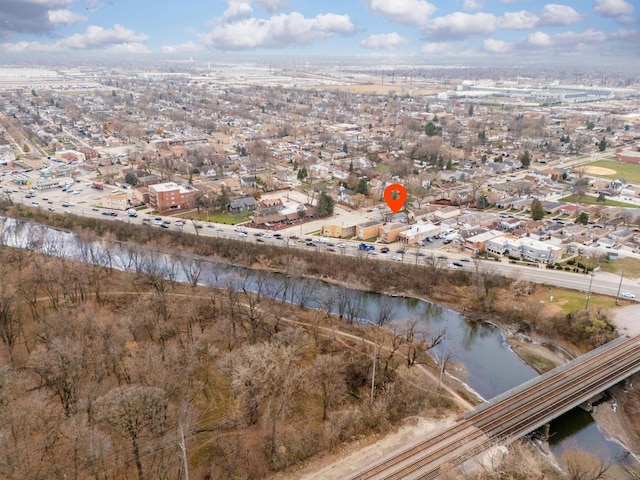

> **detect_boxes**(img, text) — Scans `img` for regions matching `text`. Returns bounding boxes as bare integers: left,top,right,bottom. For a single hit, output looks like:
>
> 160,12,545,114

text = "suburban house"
255,198,284,217
229,196,256,213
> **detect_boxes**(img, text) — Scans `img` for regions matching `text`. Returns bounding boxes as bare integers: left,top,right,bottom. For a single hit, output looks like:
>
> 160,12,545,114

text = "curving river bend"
0,216,635,471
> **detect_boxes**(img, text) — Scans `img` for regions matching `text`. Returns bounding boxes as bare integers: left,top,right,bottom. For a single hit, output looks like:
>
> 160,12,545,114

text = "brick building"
148,182,195,212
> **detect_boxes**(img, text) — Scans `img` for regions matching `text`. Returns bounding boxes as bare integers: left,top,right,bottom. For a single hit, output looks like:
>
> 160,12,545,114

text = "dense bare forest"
0,243,464,479
0,205,635,479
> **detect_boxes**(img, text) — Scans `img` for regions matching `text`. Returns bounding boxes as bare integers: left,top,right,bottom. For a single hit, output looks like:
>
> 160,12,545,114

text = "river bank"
2,211,638,476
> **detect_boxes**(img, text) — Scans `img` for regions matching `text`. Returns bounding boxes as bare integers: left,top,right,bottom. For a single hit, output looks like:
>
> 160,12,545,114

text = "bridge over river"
349,335,640,480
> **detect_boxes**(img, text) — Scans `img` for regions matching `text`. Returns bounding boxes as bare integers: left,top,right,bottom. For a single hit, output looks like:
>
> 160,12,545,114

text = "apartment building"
148,182,195,212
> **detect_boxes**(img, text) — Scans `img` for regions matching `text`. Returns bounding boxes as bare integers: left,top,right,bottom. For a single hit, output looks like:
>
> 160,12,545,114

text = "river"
0,216,636,471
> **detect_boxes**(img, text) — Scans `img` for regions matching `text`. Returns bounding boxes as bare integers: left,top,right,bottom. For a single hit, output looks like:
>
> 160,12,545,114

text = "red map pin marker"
384,183,407,214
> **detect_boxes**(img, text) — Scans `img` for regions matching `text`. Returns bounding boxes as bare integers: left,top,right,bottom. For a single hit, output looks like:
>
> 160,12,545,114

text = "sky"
0,0,638,61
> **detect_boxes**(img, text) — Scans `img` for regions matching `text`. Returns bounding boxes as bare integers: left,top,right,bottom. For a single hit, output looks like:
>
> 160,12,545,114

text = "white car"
621,292,636,299
392,255,402,261
238,232,247,237
447,263,459,269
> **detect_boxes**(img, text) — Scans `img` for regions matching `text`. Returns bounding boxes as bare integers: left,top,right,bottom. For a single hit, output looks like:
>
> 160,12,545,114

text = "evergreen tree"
476,195,489,209
446,158,453,170
576,212,589,225
297,166,308,181
424,121,440,136
520,150,531,169
597,192,606,203
218,186,230,211
355,178,369,195
316,191,335,217
531,199,545,220
598,136,607,152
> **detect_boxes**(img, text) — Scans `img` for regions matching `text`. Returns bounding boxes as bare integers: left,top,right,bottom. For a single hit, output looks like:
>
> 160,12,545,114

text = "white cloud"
253,0,289,12
24,0,73,6
223,2,253,21
425,12,497,40
48,9,87,25
594,0,634,17
199,12,355,50
539,4,582,26
462,0,482,12
106,43,150,54
363,0,436,26
552,28,607,45
360,32,409,50
0,24,148,52
58,24,148,50
482,38,513,53
498,10,540,30
515,28,606,52
521,31,553,48
610,28,640,41
161,41,202,54
223,0,288,13
421,42,473,56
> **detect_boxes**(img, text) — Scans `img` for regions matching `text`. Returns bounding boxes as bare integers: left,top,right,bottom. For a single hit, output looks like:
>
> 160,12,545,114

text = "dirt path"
611,303,640,337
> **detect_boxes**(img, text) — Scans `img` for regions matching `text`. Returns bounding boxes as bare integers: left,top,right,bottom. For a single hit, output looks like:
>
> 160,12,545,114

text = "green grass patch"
559,195,636,207
375,163,392,175
587,159,640,183
182,211,250,225
536,287,619,315
599,256,640,277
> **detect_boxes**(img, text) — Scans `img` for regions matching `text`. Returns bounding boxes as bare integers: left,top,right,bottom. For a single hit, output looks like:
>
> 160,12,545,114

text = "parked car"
392,255,402,261
380,247,390,253
621,292,636,299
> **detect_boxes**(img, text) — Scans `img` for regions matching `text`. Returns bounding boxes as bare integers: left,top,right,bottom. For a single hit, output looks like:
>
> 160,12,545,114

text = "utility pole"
370,342,377,407
615,268,625,305
584,266,600,311
179,424,189,480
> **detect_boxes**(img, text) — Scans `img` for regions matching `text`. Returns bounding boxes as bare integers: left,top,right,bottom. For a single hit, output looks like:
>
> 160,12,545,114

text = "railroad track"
348,335,640,480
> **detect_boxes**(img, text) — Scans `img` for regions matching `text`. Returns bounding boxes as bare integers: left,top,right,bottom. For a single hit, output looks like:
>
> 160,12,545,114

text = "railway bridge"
349,335,640,480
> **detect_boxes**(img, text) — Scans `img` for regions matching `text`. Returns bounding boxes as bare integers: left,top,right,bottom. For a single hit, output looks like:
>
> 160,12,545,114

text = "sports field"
584,159,640,183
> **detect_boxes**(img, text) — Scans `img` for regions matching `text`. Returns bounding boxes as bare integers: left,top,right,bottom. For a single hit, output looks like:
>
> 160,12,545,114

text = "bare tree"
220,331,309,458
562,450,611,480
94,385,168,480
374,294,396,327
28,338,86,417
0,295,19,364
312,354,346,421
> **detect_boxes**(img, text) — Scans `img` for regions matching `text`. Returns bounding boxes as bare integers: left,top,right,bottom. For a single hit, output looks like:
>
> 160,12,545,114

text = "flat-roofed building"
102,192,128,211
356,220,382,240
148,182,195,212
322,223,356,238
380,223,408,243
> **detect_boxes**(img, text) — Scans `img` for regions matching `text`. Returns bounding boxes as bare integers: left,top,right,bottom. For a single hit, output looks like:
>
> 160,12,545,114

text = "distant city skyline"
0,0,638,62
